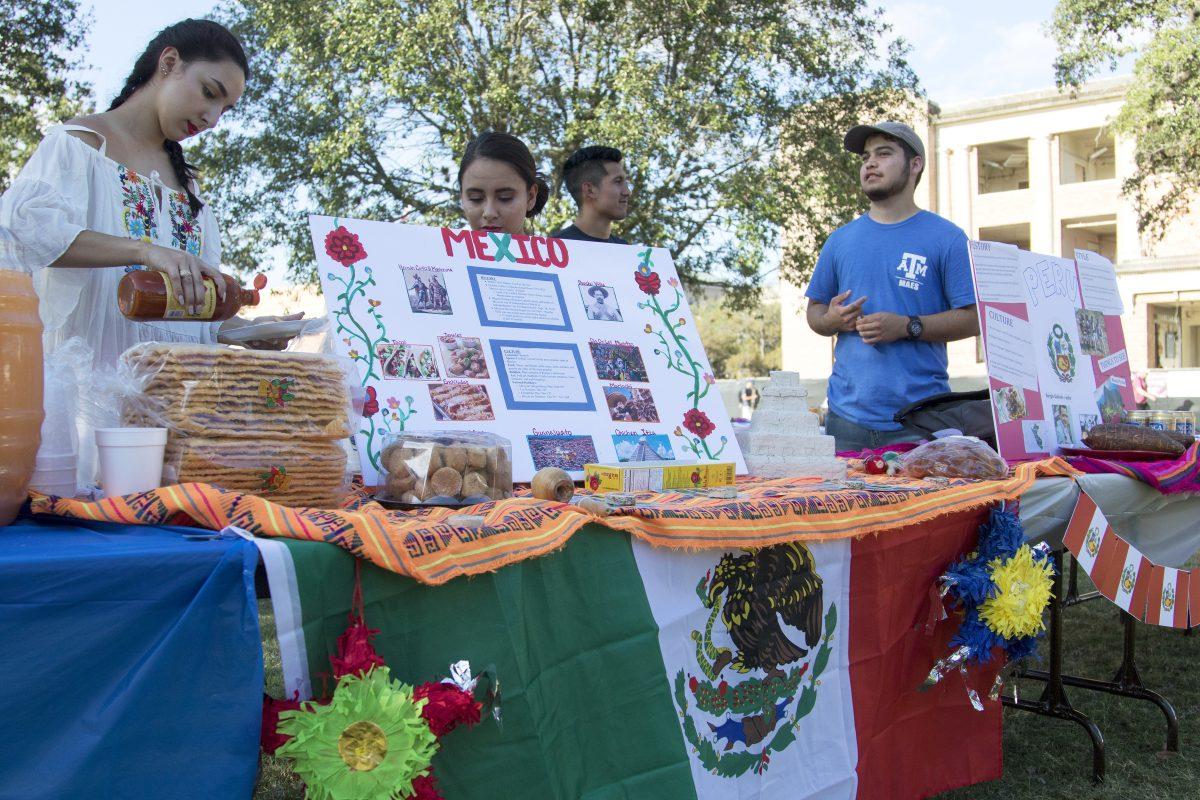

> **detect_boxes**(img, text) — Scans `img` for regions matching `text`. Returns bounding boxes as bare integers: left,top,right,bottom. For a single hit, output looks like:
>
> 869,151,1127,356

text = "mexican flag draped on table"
261,510,1001,800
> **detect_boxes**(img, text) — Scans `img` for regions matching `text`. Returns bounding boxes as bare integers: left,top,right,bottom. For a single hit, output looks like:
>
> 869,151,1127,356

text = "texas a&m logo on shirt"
895,252,927,291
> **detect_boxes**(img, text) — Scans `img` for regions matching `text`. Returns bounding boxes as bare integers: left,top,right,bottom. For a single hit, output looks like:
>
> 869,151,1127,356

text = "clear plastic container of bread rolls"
378,431,512,507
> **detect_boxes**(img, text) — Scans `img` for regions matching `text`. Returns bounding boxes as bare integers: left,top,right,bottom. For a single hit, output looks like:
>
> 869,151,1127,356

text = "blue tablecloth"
0,516,262,800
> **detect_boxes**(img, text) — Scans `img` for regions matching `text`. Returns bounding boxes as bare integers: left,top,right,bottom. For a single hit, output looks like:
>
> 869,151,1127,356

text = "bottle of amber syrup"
118,271,266,321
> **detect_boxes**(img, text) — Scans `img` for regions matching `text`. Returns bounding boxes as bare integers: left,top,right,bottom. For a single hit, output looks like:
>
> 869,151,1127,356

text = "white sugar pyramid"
735,371,846,480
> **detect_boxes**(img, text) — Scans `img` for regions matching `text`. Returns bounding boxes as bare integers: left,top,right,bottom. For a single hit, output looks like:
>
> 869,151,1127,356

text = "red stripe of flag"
1188,570,1200,629
1091,531,1130,602
1172,571,1191,628
1129,556,1154,622
1144,566,1167,626
1062,493,1098,557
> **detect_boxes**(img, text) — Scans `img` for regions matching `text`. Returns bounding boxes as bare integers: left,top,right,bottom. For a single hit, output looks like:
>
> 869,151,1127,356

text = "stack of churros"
120,343,352,507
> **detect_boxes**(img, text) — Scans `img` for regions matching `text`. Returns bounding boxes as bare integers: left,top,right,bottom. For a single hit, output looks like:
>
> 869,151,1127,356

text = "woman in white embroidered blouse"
0,19,293,483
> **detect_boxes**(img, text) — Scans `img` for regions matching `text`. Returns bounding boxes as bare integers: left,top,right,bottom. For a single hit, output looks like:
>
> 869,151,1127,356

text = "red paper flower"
325,225,368,267
410,774,443,800
414,681,482,737
329,614,386,680
261,692,304,754
362,386,379,418
682,408,715,439
634,270,661,295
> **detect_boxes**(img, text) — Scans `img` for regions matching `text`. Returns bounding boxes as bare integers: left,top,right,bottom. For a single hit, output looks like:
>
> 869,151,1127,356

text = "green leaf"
794,685,817,719
825,602,838,637
813,643,832,678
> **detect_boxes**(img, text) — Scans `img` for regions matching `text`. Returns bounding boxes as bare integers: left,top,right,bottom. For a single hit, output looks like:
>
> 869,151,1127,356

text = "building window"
1059,128,1115,184
977,140,1029,194
1061,216,1116,262
1150,303,1200,369
977,223,1030,251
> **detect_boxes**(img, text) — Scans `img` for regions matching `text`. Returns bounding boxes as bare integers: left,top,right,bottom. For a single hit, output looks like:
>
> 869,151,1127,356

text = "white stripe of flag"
1113,544,1145,614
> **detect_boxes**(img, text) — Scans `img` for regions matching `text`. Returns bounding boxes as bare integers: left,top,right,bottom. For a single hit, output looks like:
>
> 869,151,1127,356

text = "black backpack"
893,389,997,448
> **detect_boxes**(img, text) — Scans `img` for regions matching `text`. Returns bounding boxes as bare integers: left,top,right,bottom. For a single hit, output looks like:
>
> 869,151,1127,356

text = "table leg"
1003,549,1106,781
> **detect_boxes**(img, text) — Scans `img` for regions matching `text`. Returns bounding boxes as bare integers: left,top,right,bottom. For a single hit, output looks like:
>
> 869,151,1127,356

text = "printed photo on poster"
579,283,623,322
1078,413,1101,434
612,434,675,462
428,382,495,421
1022,419,1051,452
992,385,1028,424
1052,403,1076,445
438,335,490,379
404,269,453,314
1076,309,1109,356
527,434,599,471
1094,377,1126,423
604,386,660,422
377,342,407,379
590,342,649,383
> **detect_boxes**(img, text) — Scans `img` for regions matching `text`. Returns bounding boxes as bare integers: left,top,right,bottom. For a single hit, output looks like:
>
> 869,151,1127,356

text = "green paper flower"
276,667,438,800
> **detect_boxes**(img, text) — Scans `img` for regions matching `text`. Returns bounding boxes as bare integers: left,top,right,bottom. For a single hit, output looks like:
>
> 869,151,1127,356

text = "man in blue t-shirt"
805,121,978,452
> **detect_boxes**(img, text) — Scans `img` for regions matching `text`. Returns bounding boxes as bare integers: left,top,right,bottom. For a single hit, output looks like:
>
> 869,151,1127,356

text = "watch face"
907,317,922,339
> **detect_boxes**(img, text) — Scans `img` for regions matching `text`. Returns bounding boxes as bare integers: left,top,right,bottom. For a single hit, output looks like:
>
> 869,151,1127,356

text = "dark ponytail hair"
458,131,549,218
108,19,249,216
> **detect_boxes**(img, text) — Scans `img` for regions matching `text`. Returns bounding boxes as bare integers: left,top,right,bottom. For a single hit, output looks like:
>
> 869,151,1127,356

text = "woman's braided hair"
108,19,249,216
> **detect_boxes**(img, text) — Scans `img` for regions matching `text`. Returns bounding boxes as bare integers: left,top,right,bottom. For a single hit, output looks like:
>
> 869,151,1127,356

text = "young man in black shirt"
554,146,631,244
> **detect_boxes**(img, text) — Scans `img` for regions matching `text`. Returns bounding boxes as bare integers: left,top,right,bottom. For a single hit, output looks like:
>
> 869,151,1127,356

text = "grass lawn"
253,573,1197,799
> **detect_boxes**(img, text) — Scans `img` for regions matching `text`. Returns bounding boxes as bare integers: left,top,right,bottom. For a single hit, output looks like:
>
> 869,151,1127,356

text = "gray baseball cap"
844,121,925,160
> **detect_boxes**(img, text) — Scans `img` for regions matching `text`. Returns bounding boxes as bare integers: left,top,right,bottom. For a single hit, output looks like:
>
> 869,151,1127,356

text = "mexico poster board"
969,241,1133,462
309,216,744,484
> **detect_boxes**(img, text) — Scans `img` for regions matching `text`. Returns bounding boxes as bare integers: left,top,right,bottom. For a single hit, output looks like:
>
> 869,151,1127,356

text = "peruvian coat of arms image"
672,541,836,777
1046,323,1078,383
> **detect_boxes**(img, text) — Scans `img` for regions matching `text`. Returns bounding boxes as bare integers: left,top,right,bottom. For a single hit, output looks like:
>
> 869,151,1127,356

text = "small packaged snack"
899,436,1008,480
378,431,513,506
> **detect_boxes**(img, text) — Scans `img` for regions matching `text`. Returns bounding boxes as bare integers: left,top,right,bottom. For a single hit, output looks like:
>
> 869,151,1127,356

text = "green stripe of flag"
273,524,697,799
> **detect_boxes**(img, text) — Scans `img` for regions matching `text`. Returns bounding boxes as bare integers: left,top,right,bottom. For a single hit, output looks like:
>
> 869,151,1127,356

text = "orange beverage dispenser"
0,270,43,525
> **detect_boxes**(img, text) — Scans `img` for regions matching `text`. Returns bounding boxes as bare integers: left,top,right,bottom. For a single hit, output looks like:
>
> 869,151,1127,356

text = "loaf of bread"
1082,423,1184,456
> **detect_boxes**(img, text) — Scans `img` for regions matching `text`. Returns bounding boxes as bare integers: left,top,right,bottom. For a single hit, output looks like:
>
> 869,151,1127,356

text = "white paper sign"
982,306,1039,391
309,217,744,483
969,240,1026,303
1075,249,1124,315
1097,348,1128,373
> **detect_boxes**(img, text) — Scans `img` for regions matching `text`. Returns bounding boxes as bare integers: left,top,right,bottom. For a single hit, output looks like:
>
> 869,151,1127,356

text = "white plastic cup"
30,467,77,497
95,427,167,497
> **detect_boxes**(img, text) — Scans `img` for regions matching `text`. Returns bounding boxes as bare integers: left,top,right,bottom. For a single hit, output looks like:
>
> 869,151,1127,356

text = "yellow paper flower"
979,546,1054,640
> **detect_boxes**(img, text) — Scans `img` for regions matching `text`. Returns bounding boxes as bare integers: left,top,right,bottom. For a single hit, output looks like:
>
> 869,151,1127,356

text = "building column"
965,146,977,236
1114,133,1141,262
1028,135,1054,254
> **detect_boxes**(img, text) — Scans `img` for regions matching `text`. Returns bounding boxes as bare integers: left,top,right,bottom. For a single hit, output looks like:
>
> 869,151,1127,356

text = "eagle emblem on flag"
672,542,836,777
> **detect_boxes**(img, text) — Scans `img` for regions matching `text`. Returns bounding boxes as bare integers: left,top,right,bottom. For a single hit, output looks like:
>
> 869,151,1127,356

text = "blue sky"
80,0,1127,108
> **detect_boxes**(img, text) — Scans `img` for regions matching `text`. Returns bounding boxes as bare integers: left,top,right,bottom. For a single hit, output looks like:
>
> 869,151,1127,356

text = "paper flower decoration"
276,667,438,800
924,505,1055,703
979,546,1055,640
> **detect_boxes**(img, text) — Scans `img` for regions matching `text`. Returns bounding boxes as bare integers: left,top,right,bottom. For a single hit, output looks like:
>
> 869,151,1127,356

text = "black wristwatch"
905,315,924,341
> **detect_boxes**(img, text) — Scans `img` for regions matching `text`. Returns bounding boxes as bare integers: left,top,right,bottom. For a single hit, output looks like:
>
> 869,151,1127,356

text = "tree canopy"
1052,1,1200,242
0,0,91,192
199,0,915,297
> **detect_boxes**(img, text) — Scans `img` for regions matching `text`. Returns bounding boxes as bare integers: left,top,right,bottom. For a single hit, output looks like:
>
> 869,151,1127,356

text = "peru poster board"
968,241,1134,462
310,216,744,484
